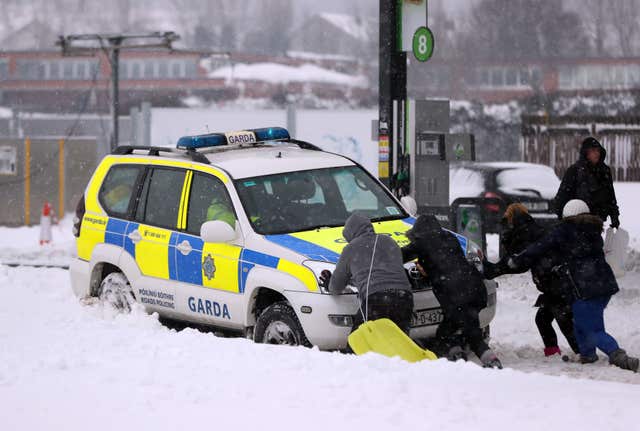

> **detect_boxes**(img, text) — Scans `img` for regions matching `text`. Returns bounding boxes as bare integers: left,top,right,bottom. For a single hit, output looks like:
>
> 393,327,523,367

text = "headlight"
466,240,484,272
302,260,336,294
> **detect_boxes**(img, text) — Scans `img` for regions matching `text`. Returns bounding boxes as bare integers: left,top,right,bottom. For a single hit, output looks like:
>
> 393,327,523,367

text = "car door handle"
128,230,142,243
177,240,193,256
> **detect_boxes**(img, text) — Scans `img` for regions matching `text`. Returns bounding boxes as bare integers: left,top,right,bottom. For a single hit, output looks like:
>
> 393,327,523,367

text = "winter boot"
480,349,503,369
579,354,599,364
544,346,561,357
609,349,639,373
446,346,468,362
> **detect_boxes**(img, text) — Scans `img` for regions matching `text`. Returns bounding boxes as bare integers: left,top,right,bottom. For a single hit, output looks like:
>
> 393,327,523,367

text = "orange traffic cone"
39,201,53,245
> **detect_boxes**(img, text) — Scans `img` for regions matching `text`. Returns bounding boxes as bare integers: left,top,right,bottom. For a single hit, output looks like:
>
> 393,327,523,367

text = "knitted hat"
562,199,590,218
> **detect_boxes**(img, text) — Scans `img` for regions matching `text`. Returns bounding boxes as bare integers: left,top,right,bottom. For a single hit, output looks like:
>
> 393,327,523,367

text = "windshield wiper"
370,214,406,223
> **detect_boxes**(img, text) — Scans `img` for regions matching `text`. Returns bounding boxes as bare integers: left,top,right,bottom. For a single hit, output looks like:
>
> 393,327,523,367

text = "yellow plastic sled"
348,318,438,363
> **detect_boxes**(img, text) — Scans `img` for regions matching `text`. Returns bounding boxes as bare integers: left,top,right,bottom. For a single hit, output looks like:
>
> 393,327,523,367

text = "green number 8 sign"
412,26,434,62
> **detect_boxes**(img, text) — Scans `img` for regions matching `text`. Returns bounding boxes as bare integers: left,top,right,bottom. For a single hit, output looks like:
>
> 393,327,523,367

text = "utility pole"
57,32,180,151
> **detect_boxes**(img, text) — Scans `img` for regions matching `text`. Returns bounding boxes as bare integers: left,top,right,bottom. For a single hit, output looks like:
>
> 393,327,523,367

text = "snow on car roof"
206,145,355,179
452,161,554,171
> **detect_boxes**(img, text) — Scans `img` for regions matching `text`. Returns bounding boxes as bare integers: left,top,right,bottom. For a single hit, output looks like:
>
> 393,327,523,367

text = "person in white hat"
509,199,638,372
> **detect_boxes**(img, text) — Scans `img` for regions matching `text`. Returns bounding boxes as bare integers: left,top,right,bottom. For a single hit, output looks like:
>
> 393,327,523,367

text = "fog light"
328,314,353,327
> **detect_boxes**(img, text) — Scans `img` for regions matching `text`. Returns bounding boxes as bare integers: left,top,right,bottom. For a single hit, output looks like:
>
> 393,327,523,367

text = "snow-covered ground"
1,184,640,430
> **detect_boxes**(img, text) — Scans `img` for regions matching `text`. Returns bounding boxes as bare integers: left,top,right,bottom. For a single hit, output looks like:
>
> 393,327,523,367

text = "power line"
56,32,180,150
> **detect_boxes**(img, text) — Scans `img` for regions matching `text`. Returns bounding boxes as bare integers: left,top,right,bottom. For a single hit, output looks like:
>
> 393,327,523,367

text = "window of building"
491,68,504,86
505,68,518,86
130,61,142,79
171,61,185,78
158,60,169,78
0,60,8,80
185,60,197,78
63,61,74,79
76,61,86,80
144,60,155,79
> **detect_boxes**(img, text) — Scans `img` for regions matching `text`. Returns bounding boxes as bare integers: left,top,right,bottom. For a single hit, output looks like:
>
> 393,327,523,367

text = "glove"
319,270,332,289
610,215,620,229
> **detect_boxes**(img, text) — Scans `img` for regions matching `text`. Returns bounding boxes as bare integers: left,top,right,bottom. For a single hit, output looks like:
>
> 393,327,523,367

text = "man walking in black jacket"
554,137,620,227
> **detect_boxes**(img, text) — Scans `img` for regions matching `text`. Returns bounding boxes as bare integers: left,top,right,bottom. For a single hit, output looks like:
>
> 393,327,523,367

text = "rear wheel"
99,272,135,312
254,301,311,347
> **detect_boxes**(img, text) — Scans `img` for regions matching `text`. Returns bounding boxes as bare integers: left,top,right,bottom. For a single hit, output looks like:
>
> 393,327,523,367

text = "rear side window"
135,168,185,229
99,165,143,217
186,173,235,235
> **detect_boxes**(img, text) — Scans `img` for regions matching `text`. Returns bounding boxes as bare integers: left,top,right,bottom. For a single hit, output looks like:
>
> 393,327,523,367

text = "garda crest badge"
203,254,216,280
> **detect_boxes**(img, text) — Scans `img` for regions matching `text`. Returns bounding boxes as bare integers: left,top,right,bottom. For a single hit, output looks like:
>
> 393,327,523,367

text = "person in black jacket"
402,214,502,368
554,136,620,227
484,203,579,357
511,199,638,372
322,213,414,334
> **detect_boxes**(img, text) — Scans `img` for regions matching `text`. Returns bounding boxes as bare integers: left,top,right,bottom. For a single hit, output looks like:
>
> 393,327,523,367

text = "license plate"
411,308,444,327
522,201,548,211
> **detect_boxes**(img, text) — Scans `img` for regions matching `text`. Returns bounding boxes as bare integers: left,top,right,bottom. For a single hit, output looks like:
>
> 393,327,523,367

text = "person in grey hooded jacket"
322,213,414,334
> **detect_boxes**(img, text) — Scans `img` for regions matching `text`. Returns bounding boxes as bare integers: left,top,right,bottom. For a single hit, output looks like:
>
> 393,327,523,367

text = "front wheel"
254,302,311,347
99,272,135,312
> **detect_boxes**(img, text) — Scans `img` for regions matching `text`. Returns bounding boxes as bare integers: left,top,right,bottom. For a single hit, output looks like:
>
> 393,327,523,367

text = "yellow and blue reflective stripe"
104,218,128,248
177,171,193,230
174,233,204,285
265,234,340,263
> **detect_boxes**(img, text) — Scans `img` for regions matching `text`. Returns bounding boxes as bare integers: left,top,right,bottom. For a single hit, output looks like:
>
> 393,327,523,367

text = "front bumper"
285,279,498,351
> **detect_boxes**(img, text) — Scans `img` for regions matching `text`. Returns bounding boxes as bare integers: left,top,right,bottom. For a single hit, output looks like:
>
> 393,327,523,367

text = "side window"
186,173,235,234
99,165,143,217
135,168,185,229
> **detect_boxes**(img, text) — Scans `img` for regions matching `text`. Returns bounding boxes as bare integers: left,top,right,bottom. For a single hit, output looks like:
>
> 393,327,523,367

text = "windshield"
235,166,407,235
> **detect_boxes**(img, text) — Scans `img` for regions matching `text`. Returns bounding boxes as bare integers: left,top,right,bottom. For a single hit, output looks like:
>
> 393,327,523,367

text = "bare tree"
609,0,640,57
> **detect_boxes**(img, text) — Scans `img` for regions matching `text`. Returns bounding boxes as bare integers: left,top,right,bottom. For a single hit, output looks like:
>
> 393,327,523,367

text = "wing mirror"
400,196,418,217
200,220,236,243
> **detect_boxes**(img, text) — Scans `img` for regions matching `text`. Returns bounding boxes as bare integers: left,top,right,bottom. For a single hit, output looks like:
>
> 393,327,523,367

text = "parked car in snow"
450,162,561,233
70,127,497,350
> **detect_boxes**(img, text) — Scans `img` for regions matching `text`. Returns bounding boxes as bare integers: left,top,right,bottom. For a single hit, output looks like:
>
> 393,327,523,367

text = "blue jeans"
572,296,619,357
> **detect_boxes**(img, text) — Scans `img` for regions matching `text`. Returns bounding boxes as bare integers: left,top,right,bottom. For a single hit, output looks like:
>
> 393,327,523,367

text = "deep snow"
1,184,640,430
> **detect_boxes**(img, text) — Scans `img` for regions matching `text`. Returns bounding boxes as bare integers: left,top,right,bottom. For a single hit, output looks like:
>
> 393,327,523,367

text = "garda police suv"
70,127,497,349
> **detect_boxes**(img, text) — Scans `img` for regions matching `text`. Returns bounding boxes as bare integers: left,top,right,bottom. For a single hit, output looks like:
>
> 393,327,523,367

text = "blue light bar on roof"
176,127,290,150
253,127,290,141
176,133,226,149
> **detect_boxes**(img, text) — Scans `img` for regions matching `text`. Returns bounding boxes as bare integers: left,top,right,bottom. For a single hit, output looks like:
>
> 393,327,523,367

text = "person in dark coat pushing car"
402,214,502,369
554,136,620,228
321,213,414,334
484,203,580,358
510,199,638,372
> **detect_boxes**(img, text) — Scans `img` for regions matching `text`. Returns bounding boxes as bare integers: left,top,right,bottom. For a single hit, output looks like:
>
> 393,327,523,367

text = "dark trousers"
436,305,489,358
572,296,620,357
535,303,580,354
352,289,414,335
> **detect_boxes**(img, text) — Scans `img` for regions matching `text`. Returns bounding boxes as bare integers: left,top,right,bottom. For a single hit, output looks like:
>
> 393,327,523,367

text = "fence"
0,137,101,226
521,116,640,181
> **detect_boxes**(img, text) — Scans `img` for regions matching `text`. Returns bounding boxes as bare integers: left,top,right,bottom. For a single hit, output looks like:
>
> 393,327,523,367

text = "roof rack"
112,146,210,164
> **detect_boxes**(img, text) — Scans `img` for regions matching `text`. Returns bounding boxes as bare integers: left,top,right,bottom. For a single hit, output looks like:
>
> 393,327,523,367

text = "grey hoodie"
328,213,412,300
